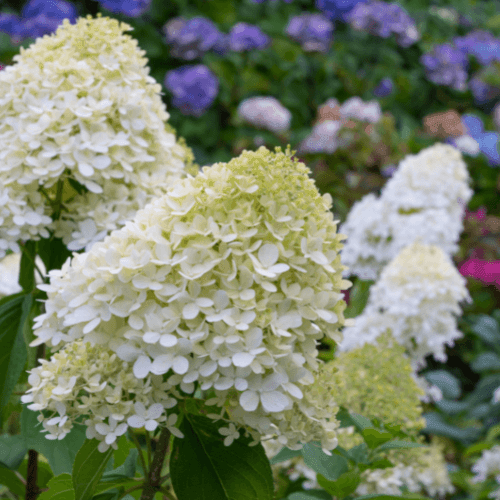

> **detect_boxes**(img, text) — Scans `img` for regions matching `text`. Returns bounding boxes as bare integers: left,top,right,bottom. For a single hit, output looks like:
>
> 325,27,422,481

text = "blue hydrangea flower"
164,64,219,116
316,0,366,22
345,1,419,47
0,13,26,39
21,0,77,20
462,114,500,166
97,0,151,17
228,23,270,52
373,77,394,97
420,43,469,91
469,76,500,105
285,13,334,53
163,17,225,60
454,30,500,66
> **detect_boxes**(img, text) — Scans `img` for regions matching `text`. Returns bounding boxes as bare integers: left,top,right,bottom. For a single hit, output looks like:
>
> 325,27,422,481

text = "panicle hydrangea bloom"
285,13,334,53
316,0,366,22
96,0,152,17
373,77,394,97
340,143,473,279
30,146,352,451
346,1,420,47
228,23,270,52
454,30,500,66
21,340,183,451
420,43,469,91
237,97,292,134
0,15,191,256
164,64,219,117
472,445,500,499
340,242,472,368
163,17,225,61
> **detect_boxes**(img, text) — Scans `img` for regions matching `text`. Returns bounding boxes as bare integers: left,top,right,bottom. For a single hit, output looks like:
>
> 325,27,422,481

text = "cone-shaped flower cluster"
340,242,471,368
340,143,473,280
0,15,191,256
28,146,351,451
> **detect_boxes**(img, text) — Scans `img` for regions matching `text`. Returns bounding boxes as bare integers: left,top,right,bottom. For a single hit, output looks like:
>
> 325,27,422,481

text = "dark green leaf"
361,429,394,449
72,439,113,500
0,434,27,469
472,352,500,372
346,444,369,464
101,449,138,481
422,412,481,444
469,314,500,345
18,459,54,489
21,407,87,475
38,474,75,500
375,440,427,452
316,470,361,497
362,458,394,471
301,443,349,481
170,413,273,500
0,294,32,423
424,370,461,399
344,280,374,319
37,238,72,275
19,241,36,292
435,399,471,415
269,446,302,465
0,467,26,496
287,491,332,500
348,412,373,432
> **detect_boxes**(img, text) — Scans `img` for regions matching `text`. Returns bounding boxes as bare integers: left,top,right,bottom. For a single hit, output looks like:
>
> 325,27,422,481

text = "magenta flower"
459,259,500,288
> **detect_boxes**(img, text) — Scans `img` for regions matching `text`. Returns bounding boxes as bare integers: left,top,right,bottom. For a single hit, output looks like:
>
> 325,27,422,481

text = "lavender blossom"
420,43,469,91
228,23,270,52
316,0,366,22
163,17,225,60
164,64,219,117
285,13,334,53
454,30,500,66
97,0,151,17
373,77,394,97
346,1,420,47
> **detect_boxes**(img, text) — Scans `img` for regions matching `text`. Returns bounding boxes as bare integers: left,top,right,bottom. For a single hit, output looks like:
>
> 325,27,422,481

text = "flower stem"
25,449,40,500
145,431,153,471
129,430,148,477
139,427,171,500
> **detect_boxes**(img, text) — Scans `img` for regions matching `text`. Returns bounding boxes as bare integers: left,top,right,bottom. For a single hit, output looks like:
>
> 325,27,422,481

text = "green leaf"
111,435,135,469
346,443,369,464
21,406,87,475
348,412,373,432
355,495,429,500
72,439,113,500
361,458,394,471
361,429,394,449
424,370,461,399
0,434,27,469
0,294,32,423
469,314,500,345
287,491,332,500
18,459,54,489
170,413,274,500
19,241,36,292
316,470,361,497
101,449,138,481
269,446,302,465
0,467,26,496
472,352,500,372
37,238,72,274
375,440,427,452
38,474,75,500
422,412,481,444
344,280,374,319
301,443,349,481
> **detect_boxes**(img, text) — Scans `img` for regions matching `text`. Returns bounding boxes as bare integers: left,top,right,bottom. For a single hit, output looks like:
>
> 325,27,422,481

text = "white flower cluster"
339,143,473,280
0,15,190,256
29,147,351,450
237,97,292,134
472,446,500,499
299,97,382,155
0,253,46,296
340,242,471,368
21,341,184,452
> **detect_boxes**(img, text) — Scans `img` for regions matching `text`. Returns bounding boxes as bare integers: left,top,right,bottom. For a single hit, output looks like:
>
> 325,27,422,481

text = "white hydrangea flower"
339,96,382,123
340,143,473,279
0,15,190,256
219,423,240,446
298,120,342,154
30,146,351,451
0,253,46,296
451,135,481,156
472,446,500,483
127,402,165,431
340,242,471,368
237,97,292,134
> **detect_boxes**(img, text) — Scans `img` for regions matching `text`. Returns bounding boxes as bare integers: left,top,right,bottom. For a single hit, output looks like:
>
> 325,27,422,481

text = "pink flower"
465,206,487,221
459,259,500,288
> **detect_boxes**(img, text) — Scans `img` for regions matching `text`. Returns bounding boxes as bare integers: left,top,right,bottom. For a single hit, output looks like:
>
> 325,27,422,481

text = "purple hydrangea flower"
21,0,77,20
285,13,334,53
462,114,500,166
373,77,394,97
23,13,69,38
163,17,225,60
454,30,500,66
228,23,270,52
469,76,500,105
316,0,367,22
97,0,151,17
345,1,419,47
164,64,219,117
0,13,26,39
420,43,469,91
